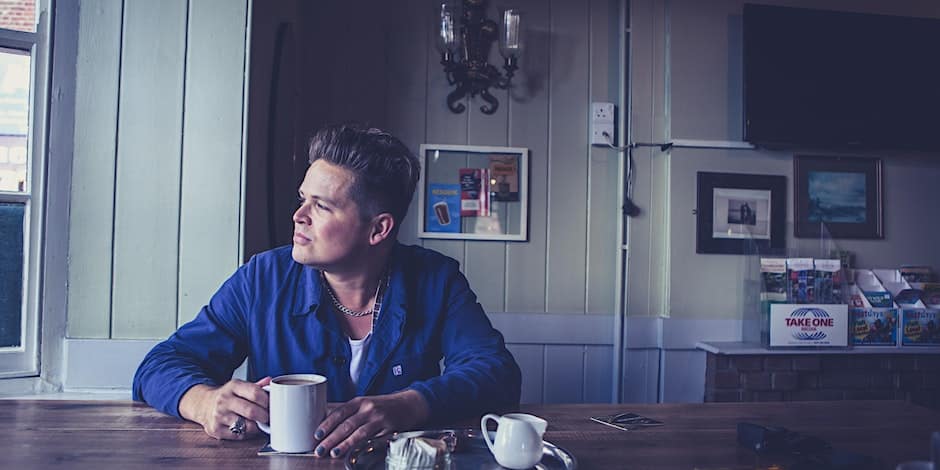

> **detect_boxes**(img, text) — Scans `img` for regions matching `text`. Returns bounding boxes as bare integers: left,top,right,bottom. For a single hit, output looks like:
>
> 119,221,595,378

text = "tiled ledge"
697,341,940,355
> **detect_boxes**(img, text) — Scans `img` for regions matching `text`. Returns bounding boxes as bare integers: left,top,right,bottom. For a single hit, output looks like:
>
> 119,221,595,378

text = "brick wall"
0,0,35,33
705,353,940,409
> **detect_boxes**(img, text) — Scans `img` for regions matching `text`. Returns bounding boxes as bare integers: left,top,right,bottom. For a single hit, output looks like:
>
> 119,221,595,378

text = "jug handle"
481,413,500,454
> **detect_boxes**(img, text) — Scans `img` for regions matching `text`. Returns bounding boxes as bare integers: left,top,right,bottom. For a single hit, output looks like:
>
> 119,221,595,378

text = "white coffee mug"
481,412,547,469
256,374,328,453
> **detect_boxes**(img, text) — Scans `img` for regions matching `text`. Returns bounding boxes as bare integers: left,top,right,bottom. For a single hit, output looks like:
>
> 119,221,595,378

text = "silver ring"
229,416,246,435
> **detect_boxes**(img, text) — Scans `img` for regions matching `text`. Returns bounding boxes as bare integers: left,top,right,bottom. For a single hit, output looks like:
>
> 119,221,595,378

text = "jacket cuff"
406,382,443,424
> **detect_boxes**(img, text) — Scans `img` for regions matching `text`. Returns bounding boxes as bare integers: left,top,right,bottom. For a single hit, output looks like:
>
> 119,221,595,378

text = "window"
0,0,47,378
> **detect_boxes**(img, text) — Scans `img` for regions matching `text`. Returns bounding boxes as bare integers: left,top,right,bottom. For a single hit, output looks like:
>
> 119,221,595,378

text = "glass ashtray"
384,430,456,470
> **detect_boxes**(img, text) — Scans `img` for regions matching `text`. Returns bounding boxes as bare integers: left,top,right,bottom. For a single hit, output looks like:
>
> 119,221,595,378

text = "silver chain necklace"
321,271,387,318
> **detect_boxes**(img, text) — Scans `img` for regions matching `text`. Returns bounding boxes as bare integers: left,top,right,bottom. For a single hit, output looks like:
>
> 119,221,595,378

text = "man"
133,124,522,459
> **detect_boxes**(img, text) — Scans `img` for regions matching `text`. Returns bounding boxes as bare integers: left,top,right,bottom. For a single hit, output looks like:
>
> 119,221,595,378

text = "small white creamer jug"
481,412,547,469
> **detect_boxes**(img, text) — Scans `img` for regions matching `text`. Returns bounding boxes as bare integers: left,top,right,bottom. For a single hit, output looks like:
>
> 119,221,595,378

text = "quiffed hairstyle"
307,124,421,229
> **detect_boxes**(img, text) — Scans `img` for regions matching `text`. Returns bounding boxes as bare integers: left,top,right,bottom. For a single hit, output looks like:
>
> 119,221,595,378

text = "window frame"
0,1,51,378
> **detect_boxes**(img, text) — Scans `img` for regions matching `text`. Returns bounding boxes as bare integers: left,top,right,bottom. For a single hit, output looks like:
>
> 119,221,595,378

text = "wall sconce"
436,0,523,115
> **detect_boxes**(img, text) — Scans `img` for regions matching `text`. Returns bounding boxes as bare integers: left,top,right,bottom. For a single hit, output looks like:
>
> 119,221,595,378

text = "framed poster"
417,144,528,241
696,171,786,254
794,155,883,239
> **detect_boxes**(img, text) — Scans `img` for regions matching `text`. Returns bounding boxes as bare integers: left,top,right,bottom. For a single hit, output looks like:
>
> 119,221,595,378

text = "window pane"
0,48,29,192
0,0,35,33
0,202,23,348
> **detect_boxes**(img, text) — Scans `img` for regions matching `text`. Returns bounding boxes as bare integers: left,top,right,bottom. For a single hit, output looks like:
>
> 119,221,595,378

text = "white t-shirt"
348,333,372,387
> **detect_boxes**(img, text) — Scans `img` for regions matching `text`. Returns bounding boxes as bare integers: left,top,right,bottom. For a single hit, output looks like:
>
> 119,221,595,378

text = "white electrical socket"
591,102,616,146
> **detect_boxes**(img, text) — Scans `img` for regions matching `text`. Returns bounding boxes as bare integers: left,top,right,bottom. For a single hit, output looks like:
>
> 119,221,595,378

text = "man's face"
291,160,370,269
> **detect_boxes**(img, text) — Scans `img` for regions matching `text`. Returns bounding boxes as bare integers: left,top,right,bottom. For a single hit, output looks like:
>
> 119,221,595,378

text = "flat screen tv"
743,4,940,152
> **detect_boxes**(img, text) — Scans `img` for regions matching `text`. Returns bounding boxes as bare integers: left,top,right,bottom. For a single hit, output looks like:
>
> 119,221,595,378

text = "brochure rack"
742,223,940,350
743,223,851,349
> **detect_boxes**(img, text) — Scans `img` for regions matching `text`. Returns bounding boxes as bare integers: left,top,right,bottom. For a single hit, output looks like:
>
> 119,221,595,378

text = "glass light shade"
499,9,523,58
436,2,459,54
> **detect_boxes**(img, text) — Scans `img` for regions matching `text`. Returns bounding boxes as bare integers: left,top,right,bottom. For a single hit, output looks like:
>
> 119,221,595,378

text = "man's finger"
227,395,269,424
316,401,358,442
315,404,367,457
330,419,384,458
230,379,270,409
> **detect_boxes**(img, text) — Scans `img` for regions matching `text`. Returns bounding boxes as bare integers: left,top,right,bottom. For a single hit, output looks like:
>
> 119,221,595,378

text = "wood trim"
63,339,158,390
490,312,615,345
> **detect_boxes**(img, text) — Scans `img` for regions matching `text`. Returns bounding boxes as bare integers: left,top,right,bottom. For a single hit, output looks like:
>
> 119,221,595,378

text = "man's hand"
179,377,272,440
314,389,430,458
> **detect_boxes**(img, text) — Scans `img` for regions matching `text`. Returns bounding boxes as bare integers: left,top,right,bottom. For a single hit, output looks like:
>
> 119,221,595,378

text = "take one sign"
769,304,849,347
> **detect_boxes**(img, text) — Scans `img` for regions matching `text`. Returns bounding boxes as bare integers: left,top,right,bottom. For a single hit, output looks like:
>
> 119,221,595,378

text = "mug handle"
256,384,271,434
480,413,500,454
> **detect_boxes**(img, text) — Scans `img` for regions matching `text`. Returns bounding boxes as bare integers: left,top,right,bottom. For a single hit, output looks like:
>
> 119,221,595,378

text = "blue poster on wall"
426,183,461,233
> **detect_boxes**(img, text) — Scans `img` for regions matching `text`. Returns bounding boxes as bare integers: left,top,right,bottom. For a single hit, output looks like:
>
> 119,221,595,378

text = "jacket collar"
357,243,409,395
291,262,323,317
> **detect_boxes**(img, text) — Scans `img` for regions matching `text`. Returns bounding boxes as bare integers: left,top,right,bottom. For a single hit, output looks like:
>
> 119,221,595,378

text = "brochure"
488,155,519,202
425,183,461,233
787,258,815,303
852,308,898,346
459,168,490,217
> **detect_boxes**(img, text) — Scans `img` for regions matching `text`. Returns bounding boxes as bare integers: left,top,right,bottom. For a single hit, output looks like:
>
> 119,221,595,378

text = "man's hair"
307,124,420,229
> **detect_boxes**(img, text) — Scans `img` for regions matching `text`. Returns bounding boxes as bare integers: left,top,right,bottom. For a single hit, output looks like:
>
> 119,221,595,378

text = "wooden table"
0,399,937,469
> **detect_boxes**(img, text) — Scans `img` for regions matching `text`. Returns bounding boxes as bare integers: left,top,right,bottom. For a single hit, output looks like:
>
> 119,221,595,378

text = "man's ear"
369,213,395,246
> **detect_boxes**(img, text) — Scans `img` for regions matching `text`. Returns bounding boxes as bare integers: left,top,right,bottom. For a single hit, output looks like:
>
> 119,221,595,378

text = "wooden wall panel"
623,348,660,403
507,343,544,405
584,345,613,402
505,0,550,313
545,0,590,312
177,0,248,326
463,52,510,312
543,345,585,403
67,0,123,338
385,0,429,248
587,0,620,315
110,0,187,338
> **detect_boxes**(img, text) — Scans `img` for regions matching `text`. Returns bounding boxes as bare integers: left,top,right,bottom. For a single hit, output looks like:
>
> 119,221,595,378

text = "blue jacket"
132,243,521,423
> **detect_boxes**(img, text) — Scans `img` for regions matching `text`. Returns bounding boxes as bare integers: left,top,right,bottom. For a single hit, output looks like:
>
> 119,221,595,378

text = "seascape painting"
807,171,866,223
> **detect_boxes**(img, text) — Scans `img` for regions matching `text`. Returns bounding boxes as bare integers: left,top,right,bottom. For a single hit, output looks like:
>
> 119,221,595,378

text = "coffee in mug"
274,379,318,386
256,374,328,453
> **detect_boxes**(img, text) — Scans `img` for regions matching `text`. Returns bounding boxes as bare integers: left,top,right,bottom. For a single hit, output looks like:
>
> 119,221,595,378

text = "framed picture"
696,171,786,254
793,155,883,239
417,144,528,241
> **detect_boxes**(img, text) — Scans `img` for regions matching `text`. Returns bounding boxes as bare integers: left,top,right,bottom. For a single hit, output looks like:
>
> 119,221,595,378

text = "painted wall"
66,0,249,339
628,0,940,321
245,0,625,317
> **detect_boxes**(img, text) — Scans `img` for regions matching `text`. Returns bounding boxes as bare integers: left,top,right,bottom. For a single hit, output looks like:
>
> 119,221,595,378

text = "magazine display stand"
417,144,529,241
745,223,851,349
744,222,940,349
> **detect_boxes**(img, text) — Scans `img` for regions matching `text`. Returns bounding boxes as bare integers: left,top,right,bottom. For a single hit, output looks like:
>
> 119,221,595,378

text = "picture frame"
417,144,529,241
793,155,883,239
696,171,786,255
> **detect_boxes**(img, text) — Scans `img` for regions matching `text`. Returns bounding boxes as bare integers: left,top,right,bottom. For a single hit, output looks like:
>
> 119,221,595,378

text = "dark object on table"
737,422,830,454
738,422,880,469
